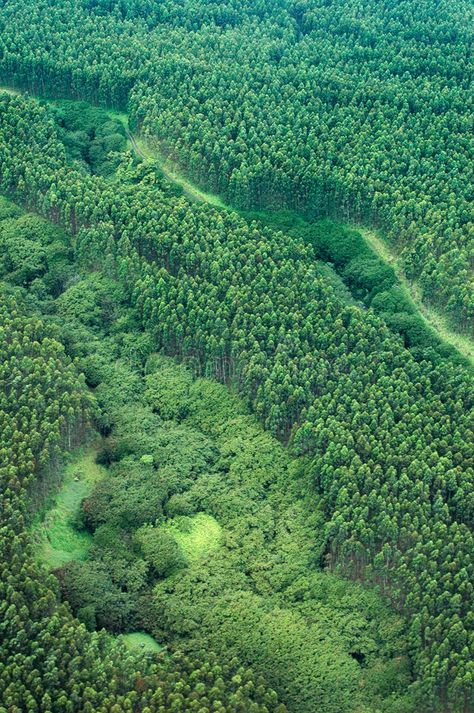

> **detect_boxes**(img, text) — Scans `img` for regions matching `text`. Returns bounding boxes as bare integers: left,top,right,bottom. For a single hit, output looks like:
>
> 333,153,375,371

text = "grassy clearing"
164,513,222,563
152,152,226,207
120,632,163,653
0,85,20,96
32,446,106,569
358,226,474,366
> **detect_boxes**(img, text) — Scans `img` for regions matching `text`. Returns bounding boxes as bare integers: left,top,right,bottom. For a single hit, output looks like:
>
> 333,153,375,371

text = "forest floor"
31,446,106,569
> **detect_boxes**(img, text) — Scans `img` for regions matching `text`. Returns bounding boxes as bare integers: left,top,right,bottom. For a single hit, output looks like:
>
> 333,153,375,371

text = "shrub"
135,526,185,578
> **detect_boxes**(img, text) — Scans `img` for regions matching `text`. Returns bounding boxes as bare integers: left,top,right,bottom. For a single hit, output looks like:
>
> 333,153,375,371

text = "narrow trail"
125,126,226,207
126,128,147,160
359,226,474,366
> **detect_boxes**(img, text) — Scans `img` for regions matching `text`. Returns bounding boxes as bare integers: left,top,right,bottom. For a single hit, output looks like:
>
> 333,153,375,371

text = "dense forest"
0,199,289,713
0,0,472,327
0,1,473,712
5,194,410,713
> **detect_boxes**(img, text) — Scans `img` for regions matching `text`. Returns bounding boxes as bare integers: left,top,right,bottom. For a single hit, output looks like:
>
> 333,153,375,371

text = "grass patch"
152,153,227,207
164,513,222,564
120,632,163,653
134,135,226,207
32,446,106,569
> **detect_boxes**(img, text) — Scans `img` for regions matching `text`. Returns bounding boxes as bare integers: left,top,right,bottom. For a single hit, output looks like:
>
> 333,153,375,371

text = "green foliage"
343,255,396,298
83,457,169,530
135,525,186,577
0,213,72,292
165,492,197,517
56,273,124,328
56,559,135,631
371,286,416,316
64,353,413,713
0,195,22,220
1,0,473,323
0,15,473,708
266,211,465,361
0,90,472,707
305,219,371,268
145,363,193,419
50,99,127,176
0,223,285,713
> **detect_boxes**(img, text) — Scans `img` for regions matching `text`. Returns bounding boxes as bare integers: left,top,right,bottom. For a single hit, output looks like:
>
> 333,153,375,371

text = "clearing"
32,446,106,569
120,632,164,653
164,513,223,563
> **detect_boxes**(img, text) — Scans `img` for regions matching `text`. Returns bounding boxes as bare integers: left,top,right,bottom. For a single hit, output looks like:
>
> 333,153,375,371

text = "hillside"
0,3,473,713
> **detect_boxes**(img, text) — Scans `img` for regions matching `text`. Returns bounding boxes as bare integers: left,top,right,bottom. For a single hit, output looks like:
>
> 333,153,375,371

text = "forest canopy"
0,0,472,326
0,1,473,712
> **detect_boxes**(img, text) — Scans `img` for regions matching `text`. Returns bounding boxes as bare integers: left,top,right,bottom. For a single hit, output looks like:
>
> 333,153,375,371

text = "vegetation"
0,197,287,712
0,192,410,713
241,209,474,365
50,100,127,177
0,2,473,711
32,447,106,569
0,0,472,327
1,93,473,710
121,632,164,653
36,308,413,713
163,513,223,563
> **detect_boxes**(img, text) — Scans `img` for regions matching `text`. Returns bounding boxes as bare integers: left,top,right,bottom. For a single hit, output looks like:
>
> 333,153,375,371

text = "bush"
304,220,370,267
385,313,438,349
77,604,96,631
145,365,193,420
56,560,135,632
56,274,124,328
135,526,185,578
371,286,415,316
84,458,169,530
0,196,22,221
343,256,396,298
166,493,197,518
